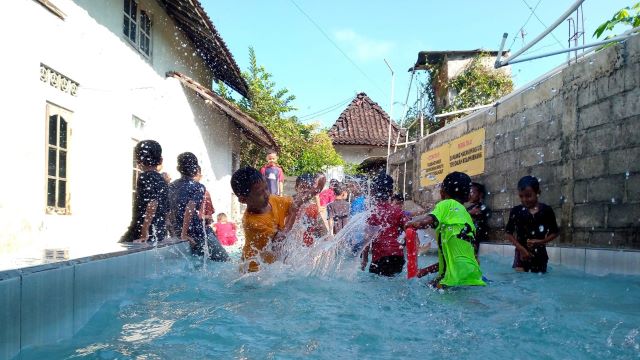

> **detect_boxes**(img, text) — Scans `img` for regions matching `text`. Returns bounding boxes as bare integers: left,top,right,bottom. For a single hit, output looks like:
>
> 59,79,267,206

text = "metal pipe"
384,59,395,174
434,103,494,118
402,68,416,123
497,0,586,68
503,29,639,66
495,33,508,68
395,141,417,146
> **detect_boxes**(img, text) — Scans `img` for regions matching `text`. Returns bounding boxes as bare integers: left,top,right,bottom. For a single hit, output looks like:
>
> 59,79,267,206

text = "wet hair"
295,173,316,188
471,182,486,196
391,193,404,202
177,152,199,177
372,173,393,201
442,171,472,203
517,175,540,193
231,167,264,197
333,184,345,196
217,213,227,220
135,140,162,166
329,179,339,187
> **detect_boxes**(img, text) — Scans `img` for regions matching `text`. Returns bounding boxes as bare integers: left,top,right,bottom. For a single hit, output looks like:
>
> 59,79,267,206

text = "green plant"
443,54,513,116
593,2,640,39
216,47,343,176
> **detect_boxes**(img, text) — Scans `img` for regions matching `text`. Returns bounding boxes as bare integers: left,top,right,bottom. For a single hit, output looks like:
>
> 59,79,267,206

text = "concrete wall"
391,33,640,250
0,1,242,255
334,144,387,165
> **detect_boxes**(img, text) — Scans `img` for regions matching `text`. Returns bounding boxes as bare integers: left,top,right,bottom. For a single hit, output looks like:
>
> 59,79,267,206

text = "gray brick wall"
390,33,640,250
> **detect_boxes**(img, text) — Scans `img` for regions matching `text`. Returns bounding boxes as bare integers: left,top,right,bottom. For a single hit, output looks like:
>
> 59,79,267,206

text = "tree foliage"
443,54,513,114
216,47,343,175
594,2,640,39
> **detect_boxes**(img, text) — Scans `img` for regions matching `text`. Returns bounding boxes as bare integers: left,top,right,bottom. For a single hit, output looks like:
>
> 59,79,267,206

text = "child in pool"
361,174,409,277
294,174,329,246
505,176,559,273
466,182,491,256
231,167,310,272
406,172,485,288
327,184,350,235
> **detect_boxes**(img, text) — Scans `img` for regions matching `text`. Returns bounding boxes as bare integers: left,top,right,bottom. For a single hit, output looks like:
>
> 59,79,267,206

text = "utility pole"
384,58,395,174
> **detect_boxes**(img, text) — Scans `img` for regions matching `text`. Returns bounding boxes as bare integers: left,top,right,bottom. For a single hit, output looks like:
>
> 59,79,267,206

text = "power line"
298,95,353,121
521,0,565,48
288,0,387,97
508,0,543,51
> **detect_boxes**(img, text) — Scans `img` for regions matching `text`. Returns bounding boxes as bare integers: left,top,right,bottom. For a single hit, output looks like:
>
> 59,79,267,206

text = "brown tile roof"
167,71,277,150
158,0,249,98
328,93,401,146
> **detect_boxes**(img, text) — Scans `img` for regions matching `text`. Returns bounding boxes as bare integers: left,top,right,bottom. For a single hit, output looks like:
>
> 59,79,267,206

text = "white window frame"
123,0,153,59
45,103,72,215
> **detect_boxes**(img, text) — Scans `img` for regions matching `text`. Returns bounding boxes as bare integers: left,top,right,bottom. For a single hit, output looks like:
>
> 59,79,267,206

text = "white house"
328,92,401,174
0,0,276,256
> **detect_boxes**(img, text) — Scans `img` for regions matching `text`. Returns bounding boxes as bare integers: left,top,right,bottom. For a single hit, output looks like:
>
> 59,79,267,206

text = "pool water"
18,251,640,359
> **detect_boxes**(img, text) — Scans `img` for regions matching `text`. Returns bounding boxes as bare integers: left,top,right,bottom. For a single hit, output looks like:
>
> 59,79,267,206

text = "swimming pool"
16,250,640,359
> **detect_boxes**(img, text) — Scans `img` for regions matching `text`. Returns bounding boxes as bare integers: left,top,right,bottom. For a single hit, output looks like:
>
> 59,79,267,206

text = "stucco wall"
390,33,640,249
0,0,241,253
335,144,388,165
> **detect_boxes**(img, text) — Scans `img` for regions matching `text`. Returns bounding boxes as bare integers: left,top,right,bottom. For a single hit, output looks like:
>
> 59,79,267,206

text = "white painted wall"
0,0,240,254
335,145,388,165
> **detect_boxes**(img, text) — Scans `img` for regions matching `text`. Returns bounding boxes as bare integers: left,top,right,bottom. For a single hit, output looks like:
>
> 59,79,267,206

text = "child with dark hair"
407,171,485,287
295,174,329,246
231,167,307,272
361,174,409,277
168,152,208,257
467,182,491,255
506,176,559,273
121,140,169,243
327,184,350,235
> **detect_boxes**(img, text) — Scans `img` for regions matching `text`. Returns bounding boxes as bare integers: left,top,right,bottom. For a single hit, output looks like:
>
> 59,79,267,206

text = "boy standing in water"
506,176,559,273
361,174,408,277
467,182,491,255
327,184,350,235
260,151,285,196
121,140,168,243
231,167,307,272
407,172,485,287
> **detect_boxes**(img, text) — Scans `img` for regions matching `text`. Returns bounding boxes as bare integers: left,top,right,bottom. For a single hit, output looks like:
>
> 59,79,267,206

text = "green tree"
594,2,640,39
217,47,343,175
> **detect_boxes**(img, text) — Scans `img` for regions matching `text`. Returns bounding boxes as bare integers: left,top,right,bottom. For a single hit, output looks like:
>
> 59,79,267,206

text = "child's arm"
406,214,436,229
360,244,370,271
181,200,197,246
135,200,158,242
527,232,558,247
506,233,532,259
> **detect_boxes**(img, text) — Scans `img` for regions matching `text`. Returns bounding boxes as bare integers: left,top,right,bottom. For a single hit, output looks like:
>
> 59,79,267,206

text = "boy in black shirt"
505,176,559,273
121,140,168,243
467,182,491,255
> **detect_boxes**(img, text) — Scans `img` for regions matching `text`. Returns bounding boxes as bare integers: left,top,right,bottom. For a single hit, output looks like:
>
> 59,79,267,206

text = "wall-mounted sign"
40,64,78,96
420,128,485,187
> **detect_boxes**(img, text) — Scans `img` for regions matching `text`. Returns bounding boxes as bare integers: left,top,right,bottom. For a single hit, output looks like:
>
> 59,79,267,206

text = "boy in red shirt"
361,174,409,277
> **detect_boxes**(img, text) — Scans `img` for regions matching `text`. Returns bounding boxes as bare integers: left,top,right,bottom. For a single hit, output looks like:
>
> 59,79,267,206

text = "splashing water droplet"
488,110,495,116
539,225,545,232
625,171,630,179
589,59,594,65
500,188,506,193
551,88,557,93
611,198,617,204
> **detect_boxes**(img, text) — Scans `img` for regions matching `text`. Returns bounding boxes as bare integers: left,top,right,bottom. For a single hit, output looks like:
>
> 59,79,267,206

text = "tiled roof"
167,71,277,150
328,93,401,146
158,0,249,98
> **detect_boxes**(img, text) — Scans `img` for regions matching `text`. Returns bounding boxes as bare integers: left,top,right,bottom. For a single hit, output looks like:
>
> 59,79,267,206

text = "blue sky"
204,0,631,128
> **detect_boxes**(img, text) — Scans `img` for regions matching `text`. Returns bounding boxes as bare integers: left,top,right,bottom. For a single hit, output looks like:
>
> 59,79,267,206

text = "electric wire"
298,95,353,121
521,0,565,48
288,0,387,97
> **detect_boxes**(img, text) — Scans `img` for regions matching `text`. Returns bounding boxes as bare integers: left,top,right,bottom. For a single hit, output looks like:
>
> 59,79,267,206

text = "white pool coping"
479,243,640,276
0,240,190,360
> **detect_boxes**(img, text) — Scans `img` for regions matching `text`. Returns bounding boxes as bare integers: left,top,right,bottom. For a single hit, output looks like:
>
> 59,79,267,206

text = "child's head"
217,213,228,222
266,151,278,165
194,165,203,182
517,176,541,209
391,193,405,206
135,140,163,168
329,179,339,189
231,167,270,211
372,173,393,202
469,182,486,203
441,172,472,203
333,184,347,199
177,152,199,178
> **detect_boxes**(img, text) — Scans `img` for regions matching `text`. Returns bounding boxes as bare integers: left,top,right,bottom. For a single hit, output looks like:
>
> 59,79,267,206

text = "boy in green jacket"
406,171,485,288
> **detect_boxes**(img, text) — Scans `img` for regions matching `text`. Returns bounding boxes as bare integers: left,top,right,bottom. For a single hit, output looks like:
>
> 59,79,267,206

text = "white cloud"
334,29,394,62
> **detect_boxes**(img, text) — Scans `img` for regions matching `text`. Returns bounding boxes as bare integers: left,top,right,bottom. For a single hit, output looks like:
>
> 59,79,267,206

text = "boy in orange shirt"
231,167,309,272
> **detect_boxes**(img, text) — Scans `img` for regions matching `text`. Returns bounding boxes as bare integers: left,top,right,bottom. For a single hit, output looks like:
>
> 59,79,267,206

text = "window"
123,0,152,58
46,103,72,214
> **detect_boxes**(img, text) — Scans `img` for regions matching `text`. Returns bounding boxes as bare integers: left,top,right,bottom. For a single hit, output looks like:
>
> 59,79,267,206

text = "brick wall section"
389,34,640,249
